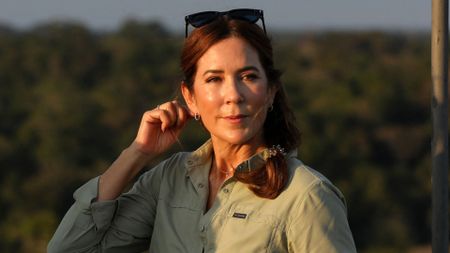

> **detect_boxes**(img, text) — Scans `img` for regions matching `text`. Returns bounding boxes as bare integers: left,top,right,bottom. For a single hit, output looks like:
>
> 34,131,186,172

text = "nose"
223,77,244,104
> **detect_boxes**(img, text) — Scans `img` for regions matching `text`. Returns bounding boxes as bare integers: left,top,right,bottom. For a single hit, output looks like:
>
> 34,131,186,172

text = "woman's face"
182,37,275,147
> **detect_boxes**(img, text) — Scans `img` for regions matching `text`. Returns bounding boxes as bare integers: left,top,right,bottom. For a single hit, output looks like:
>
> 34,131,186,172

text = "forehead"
196,37,262,71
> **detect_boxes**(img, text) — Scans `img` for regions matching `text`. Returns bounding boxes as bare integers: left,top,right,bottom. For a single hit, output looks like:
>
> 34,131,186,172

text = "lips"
223,114,247,123
225,114,246,119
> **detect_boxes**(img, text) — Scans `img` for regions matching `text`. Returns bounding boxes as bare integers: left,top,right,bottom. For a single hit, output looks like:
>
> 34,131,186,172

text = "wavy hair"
181,17,301,198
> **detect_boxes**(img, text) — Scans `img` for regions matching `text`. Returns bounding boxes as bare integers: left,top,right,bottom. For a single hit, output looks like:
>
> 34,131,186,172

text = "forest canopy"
0,20,445,253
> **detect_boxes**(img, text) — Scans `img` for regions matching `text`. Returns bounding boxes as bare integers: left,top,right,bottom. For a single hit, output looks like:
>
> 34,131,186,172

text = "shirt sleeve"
47,162,164,253
286,181,357,253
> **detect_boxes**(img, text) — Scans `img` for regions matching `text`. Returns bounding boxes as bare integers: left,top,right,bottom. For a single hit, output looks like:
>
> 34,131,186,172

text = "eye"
242,73,259,82
206,76,222,83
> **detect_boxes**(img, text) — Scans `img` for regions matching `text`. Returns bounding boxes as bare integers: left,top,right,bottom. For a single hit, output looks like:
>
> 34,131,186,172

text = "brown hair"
181,17,301,199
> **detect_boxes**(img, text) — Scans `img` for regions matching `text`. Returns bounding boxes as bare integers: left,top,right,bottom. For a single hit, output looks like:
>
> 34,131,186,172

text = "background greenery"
0,20,447,252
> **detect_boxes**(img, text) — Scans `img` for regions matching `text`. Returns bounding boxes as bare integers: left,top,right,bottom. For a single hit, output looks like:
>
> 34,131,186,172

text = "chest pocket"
215,205,280,252
158,177,203,211
151,192,204,253
158,190,203,230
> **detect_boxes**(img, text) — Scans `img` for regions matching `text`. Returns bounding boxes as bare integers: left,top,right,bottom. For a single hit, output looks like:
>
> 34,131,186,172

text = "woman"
48,9,357,253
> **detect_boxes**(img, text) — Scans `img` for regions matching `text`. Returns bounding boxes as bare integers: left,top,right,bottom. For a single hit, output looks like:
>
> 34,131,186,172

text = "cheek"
194,87,220,107
254,86,271,105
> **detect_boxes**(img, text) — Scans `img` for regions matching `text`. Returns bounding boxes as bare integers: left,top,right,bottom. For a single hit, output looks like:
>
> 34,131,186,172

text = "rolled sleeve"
73,176,101,209
75,177,118,230
48,159,166,253
48,177,118,253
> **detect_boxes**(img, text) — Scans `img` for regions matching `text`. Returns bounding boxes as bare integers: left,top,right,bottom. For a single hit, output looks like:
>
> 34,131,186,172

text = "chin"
218,130,260,146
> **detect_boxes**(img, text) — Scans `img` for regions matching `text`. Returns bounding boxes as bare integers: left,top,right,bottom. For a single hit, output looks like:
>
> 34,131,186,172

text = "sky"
0,0,431,33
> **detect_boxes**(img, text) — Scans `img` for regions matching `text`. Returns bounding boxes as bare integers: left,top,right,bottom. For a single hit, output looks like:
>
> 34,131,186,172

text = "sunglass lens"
228,9,260,23
187,11,218,27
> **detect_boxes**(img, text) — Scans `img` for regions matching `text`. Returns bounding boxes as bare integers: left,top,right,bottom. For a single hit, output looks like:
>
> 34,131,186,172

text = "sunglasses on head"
184,8,266,38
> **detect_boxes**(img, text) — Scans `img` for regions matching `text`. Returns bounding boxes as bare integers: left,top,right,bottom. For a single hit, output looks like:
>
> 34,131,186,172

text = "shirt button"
200,225,205,232
187,160,194,165
198,183,204,188
223,188,229,193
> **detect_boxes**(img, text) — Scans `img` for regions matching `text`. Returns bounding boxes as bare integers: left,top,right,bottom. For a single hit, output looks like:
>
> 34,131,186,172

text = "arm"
47,165,162,253
287,181,357,253
47,101,191,253
99,100,190,201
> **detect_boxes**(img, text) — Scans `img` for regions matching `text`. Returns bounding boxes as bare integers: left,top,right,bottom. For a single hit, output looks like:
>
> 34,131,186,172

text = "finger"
159,108,174,132
176,104,189,128
165,101,181,129
167,101,182,129
173,100,192,128
160,101,178,125
142,110,162,125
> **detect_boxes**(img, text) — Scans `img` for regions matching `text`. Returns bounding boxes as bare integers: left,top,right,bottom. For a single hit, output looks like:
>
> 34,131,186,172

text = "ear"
268,85,277,106
181,81,198,114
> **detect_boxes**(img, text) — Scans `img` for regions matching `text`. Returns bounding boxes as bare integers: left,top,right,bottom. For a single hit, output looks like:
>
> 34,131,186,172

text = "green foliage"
0,21,443,253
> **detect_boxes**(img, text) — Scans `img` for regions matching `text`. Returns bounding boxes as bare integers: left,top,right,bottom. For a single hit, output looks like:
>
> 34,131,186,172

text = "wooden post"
431,0,449,252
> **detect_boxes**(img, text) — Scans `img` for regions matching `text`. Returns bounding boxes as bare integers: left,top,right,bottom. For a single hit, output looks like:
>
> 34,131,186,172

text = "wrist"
127,142,156,164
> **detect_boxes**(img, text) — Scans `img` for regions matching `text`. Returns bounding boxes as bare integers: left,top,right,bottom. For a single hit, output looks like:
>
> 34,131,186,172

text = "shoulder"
158,151,190,170
141,151,190,180
283,158,356,252
282,157,347,214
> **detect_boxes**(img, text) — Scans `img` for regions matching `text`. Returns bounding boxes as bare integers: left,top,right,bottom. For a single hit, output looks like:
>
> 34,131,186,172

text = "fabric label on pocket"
232,212,247,219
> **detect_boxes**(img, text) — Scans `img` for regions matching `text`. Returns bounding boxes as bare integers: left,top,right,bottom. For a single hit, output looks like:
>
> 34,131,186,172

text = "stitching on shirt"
285,178,324,232
286,177,346,236
216,208,279,251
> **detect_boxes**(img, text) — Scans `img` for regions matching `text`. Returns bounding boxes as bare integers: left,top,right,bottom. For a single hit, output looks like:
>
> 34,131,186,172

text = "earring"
194,113,200,121
269,104,274,112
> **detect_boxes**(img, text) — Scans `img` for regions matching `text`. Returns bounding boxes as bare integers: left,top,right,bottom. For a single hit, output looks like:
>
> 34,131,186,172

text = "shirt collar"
184,139,298,178
184,140,213,191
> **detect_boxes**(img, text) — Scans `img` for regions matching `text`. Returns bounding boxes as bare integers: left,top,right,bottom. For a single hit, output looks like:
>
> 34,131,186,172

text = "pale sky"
0,0,431,32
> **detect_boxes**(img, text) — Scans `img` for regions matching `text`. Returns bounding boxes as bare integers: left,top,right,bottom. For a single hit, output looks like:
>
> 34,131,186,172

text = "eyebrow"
202,66,260,76
238,66,260,73
203,69,223,76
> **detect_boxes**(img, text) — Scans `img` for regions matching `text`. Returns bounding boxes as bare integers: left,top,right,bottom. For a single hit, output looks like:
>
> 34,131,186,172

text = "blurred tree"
0,22,440,253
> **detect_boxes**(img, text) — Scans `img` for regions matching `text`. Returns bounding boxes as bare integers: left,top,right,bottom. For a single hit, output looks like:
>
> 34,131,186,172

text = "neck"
210,135,267,177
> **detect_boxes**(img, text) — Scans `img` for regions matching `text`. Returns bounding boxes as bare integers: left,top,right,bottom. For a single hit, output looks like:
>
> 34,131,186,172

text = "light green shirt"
48,140,357,253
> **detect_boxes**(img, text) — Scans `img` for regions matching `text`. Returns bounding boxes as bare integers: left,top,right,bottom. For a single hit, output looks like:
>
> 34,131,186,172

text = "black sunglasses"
184,8,266,38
